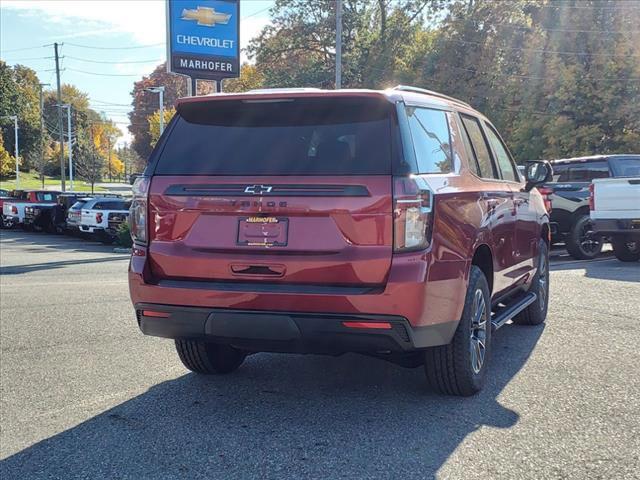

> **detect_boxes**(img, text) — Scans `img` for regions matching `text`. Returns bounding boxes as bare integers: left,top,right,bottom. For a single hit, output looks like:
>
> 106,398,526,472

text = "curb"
113,247,132,254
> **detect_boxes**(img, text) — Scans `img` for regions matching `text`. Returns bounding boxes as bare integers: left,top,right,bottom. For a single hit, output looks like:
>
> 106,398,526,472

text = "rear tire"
611,236,640,262
566,214,602,260
175,340,246,374
424,266,491,396
513,239,549,326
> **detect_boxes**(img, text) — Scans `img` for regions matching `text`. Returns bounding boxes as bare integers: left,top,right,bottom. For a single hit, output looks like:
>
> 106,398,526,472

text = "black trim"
155,279,383,295
134,303,458,353
163,184,370,197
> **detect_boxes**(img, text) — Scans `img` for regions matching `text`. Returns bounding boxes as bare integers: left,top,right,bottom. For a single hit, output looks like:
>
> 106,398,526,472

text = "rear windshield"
609,157,640,178
70,201,87,210
154,97,394,175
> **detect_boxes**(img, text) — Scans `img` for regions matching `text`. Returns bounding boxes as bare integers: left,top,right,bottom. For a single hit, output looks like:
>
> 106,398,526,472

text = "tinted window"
556,161,609,182
155,98,393,175
484,124,517,181
36,192,57,202
609,157,640,177
93,201,127,210
460,115,496,179
405,107,452,173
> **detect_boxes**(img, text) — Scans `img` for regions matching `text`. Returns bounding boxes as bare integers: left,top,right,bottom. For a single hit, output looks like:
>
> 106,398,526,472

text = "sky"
0,0,274,146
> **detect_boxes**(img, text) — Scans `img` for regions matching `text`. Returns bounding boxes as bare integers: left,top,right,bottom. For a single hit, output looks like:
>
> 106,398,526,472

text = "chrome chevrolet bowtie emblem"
244,185,273,195
181,6,231,27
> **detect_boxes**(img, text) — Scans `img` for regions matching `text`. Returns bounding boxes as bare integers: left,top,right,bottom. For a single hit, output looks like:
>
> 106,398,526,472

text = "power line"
0,44,52,54
66,68,143,77
89,98,132,107
65,56,163,64
489,23,640,35
448,64,640,82
242,5,271,19
534,1,640,9
1,56,54,62
65,42,164,50
450,38,640,57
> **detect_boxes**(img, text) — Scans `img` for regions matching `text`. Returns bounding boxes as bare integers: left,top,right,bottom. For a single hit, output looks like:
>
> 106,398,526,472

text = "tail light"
11,206,17,214
95,212,103,223
393,176,434,252
588,183,595,211
130,176,150,244
537,186,553,213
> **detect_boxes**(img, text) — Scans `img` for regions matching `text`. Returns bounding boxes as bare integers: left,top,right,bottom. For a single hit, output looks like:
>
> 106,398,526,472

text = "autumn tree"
223,64,265,92
148,107,176,148
128,62,214,160
0,131,17,178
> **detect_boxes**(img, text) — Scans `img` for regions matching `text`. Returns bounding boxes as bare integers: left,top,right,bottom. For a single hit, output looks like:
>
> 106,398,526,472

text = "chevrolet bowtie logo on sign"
181,6,231,27
244,185,273,195
167,0,240,80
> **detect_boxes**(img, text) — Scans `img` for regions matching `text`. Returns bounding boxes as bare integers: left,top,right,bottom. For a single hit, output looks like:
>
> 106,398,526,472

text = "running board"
491,292,537,331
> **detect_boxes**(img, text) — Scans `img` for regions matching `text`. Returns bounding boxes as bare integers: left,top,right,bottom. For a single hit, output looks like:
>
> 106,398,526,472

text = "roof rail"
392,85,472,108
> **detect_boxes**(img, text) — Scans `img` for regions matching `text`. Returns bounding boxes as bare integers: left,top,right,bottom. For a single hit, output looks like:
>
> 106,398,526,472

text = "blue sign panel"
166,0,240,80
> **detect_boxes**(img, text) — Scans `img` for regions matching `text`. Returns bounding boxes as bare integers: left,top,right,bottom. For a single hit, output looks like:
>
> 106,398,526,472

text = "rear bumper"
592,218,640,236
134,303,457,353
129,246,469,349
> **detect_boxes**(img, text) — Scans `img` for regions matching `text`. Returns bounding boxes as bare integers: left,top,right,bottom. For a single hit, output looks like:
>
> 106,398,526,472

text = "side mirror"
523,161,553,192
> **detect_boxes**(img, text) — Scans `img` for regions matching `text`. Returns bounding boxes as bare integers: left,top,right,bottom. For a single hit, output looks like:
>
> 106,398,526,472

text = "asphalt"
0,230,638,479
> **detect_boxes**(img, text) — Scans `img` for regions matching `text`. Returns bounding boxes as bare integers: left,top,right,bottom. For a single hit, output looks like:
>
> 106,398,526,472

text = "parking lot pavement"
1,229,638,479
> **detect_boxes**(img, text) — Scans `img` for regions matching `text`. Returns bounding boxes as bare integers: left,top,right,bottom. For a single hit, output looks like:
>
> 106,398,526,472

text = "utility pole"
38,83,49,189
335,0,342,89
107,136,112,183
54,42,66,191
62,105,73,190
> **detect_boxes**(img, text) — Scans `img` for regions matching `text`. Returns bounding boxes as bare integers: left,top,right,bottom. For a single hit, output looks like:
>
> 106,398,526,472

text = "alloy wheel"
470,289,487,374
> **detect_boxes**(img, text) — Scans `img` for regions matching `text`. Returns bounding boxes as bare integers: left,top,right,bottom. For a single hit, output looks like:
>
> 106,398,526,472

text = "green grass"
0,172,107,192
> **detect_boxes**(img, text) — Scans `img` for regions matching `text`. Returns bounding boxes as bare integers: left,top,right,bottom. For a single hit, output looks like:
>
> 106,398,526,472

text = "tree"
0,131,17,178
248,0,438,89
223,64,265,92
147,107,176,148
0,62,43,172
129,62,214,160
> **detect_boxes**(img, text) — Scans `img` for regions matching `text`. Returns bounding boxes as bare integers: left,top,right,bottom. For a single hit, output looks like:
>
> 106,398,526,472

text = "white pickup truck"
79,197,131,243
1,190,59,228
590,156,640,262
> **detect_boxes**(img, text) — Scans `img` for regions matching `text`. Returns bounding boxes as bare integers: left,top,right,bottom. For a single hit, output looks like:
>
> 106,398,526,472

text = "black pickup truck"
544,155,638,259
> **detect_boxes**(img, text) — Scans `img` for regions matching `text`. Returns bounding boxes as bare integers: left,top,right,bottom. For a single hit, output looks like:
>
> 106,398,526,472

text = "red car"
129,86,552,396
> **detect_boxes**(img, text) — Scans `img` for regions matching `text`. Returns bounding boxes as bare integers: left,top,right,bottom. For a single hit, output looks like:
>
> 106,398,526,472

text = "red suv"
129,86,552,396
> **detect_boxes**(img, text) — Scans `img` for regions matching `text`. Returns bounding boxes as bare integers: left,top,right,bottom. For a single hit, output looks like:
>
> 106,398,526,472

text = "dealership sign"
166,0,240,80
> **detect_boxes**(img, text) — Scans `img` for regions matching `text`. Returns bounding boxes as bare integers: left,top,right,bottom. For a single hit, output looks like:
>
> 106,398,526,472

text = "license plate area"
237,216,289,247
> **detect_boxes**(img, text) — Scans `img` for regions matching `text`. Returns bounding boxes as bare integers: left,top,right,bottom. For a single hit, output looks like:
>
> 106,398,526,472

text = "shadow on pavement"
0,255,128,275
551,257,639,283
0,229,120,255
1,324,544,479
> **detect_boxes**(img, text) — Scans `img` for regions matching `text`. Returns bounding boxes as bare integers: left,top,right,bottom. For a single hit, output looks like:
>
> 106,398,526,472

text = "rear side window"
484,124,518,182
36,192,57,202
93,201,127,210
405,107,452,173
460,115,496,179
556,161,609,182
609,157,640,177
155,98,394,175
